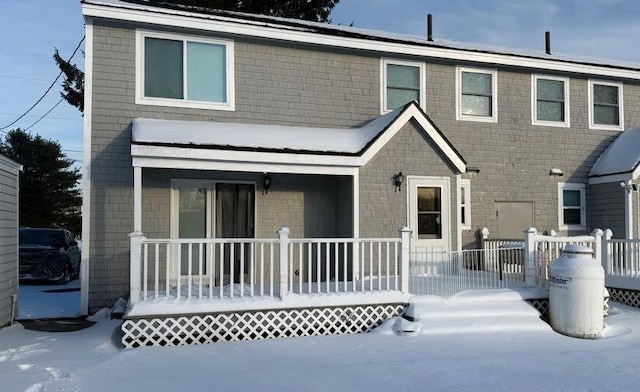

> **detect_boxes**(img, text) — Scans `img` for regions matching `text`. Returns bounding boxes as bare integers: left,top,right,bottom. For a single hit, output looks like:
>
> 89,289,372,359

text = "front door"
408,177,450,252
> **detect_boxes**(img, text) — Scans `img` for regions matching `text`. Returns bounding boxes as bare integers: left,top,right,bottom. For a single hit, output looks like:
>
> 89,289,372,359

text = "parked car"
19,228,81,284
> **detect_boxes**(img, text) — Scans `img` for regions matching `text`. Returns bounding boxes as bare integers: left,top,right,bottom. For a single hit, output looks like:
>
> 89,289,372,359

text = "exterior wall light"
393,172,405,192
549,168,563,176
263,173,271,194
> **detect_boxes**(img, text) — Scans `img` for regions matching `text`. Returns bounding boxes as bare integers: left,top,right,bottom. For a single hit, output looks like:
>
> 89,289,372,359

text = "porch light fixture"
393,172,405,192
263,173,271,194
549,168,563,176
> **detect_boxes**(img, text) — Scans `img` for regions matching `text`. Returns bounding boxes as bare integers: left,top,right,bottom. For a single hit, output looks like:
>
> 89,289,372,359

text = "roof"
82,0,640,76
131,101,467,174
589,127,640,182
132,107,404,156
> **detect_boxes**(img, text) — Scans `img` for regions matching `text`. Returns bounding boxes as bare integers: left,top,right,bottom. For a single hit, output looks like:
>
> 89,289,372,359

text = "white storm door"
408,177,450,252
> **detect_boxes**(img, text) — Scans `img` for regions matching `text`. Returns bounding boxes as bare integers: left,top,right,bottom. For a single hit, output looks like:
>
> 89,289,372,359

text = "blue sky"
1,0,640,173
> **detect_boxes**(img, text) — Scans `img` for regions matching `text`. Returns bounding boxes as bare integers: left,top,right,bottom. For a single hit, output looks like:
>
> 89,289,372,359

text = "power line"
0,36,85,131
24,97,65,132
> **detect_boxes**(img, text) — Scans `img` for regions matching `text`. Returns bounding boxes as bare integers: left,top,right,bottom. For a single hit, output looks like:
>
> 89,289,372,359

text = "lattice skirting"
525,298,549,319
607,287,640,309
122,304,406,348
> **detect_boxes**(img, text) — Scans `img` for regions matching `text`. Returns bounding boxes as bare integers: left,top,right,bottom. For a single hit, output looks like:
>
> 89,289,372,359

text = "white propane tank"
549,244,605,339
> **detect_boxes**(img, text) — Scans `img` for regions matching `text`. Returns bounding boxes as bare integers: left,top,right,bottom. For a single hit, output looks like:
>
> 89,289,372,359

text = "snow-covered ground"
1,290,640,391
17,279,81,320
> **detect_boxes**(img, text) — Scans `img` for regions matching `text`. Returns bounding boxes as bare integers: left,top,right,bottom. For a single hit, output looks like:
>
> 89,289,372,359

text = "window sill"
532,119,570,128
456,114,497,123
136,96,235,111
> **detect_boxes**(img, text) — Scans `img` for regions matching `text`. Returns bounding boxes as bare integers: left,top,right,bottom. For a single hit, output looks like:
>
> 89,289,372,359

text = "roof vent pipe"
545,31,551,55
427,14,433,42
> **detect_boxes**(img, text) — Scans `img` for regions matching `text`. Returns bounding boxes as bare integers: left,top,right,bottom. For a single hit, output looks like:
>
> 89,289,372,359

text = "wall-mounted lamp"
620,181,638,191
467,166,481,173
549,168,563,176
393,172,405,192
263,173,271,194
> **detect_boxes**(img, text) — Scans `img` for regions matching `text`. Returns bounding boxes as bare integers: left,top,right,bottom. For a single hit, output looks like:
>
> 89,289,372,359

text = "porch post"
399,226,411,293
592,229,604,266
278,227,290,299
523,227,537,288
129,232,145,305
133,166,142,232
624,180,633,239
603,229,613,275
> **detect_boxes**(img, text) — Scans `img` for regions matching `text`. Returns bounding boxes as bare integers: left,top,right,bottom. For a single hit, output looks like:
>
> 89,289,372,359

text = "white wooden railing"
129,227,412,305
602,231,640,290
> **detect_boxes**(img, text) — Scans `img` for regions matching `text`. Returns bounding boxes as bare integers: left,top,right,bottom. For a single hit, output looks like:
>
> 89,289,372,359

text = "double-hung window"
558,183,586,231
456,67,497,122
137,30,235,111
589,80,623,131
532,75,569,127
381,59,425,113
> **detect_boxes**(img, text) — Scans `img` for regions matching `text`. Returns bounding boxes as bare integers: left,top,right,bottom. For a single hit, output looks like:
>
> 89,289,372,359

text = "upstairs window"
456,67,497,122
589,80,623,131
532,75,569,127
558,183,586,231
137,30,235,111
381,59,425,113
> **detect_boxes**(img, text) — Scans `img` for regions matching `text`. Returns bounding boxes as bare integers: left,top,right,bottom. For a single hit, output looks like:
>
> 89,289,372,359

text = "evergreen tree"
144,0,340,22
53,49,84,113
0,129,82,236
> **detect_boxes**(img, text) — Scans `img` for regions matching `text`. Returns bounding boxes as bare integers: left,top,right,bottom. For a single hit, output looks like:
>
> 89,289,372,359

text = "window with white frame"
532,75,569,126
456,67,497,122
589,80,623,130
381,59,425,113
459,179,471,230
137,30,235,111
558,183,586,230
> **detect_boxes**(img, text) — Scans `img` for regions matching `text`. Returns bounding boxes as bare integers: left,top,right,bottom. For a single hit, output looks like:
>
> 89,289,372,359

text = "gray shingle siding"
0,163,19,327
88,18,640,309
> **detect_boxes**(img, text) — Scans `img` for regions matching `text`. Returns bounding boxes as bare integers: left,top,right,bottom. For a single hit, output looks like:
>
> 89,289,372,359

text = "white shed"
0,153,22,327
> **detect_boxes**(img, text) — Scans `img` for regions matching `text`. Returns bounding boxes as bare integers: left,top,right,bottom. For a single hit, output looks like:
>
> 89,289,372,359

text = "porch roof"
132,106,403,156
130,101,467,174
589,127,640,184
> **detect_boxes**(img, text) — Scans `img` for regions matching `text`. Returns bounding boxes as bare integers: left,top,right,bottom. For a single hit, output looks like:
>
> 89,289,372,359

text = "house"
0,153,22,328
80,0,640,346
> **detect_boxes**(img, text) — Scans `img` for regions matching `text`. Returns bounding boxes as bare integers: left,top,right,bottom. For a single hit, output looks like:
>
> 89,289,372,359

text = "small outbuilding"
0,153,22,327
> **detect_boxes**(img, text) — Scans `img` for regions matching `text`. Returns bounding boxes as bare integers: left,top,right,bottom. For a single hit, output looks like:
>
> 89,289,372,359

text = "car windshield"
19,229,65,247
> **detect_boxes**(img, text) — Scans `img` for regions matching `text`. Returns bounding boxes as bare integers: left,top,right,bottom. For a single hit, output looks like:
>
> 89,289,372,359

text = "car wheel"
55,262,71,285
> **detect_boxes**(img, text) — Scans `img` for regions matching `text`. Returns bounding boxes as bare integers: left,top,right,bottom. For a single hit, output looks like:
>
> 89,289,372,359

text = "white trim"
353,170,360,239
622,180,634,239
407,176,451,252
135,29,235,111
458,178,471,230
531,74,570,128
455,67,498,123
588,80,624,131
133,167,142,232
557,182,586,231
589,172,634,185
82,4,640,81
360,104,466,173
80,20,94,316
380,58,426,114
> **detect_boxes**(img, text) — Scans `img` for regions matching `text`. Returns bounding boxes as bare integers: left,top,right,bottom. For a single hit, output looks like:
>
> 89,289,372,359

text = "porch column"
624,180,633,239
399,227,411,293
133,166,142,233
353,171,360,280
523,227,537,288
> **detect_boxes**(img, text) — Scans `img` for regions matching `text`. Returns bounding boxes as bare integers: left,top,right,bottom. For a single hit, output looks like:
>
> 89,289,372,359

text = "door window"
417,187,442,239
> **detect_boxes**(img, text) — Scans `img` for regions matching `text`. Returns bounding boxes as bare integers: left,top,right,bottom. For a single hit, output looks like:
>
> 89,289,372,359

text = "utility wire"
24,97,65,132
0,36,85,131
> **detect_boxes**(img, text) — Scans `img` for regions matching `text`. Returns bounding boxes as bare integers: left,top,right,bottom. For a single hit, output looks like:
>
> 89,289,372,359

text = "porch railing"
129,227,412,305
409,246,525,298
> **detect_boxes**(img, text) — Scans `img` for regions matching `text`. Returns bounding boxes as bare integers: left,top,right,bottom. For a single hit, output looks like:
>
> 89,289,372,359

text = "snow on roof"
589,127,640,178
82,0,640,72
131,106,404,155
